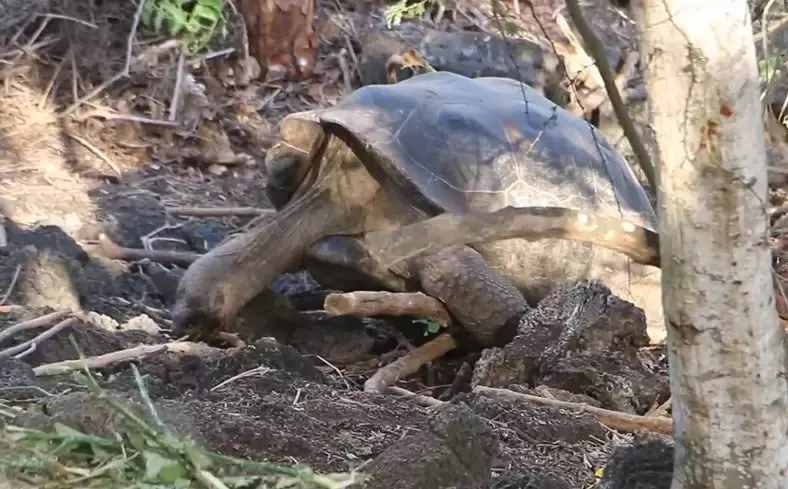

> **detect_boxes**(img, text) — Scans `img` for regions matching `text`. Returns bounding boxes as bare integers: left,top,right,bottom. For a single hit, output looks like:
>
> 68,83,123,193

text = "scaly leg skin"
414,245,529,347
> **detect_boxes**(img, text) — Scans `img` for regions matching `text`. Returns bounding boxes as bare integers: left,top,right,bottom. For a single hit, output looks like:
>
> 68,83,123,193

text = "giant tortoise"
172,71,663,345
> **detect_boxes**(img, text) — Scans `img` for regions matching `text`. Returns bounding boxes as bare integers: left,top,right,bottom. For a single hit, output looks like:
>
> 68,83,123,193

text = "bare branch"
564,0,657,190
474,385,673,435
324,291,452,326
364,333,458,393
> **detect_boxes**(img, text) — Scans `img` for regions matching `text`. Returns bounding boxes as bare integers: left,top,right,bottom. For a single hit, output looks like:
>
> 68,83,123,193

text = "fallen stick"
386,385,444,407
93,234,201,267
0,305,25,315
324,291,451,326
32,341,208,377
473,386,673,435
0,317,80,360
166,206,272,218
0,310,71,345
364,333,458,394
0,264,21,305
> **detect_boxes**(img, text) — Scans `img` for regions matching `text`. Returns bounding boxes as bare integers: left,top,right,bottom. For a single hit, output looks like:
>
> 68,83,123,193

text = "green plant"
0,338,363,488
384,0,432,28
413,317,444,336
142,0,228,54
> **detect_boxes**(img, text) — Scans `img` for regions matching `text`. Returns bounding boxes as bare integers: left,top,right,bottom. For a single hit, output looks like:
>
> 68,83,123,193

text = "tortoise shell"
311,71,656,230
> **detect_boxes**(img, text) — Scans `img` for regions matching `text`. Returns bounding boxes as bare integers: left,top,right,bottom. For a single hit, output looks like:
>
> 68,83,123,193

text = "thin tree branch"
564,0,658,190
474,385,673,435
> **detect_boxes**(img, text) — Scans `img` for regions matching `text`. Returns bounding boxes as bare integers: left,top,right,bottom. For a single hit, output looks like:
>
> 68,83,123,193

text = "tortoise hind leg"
413,245,529,347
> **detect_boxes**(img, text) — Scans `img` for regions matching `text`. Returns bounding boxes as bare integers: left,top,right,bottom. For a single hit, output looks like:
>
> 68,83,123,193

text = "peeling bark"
238,0,317,80
633,1,788,487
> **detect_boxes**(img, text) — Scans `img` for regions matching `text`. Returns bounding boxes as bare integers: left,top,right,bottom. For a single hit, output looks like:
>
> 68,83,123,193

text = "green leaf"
143,450,187,483
413,317,444,336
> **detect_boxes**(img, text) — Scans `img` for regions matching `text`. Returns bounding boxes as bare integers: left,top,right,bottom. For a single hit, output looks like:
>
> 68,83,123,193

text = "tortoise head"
265,112,326,209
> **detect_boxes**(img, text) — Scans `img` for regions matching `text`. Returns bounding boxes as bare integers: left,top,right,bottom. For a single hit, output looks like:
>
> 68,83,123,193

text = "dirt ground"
1,0,787,488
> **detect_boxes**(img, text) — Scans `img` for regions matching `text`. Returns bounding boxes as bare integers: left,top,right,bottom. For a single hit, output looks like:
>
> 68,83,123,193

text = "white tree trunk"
633,1,788,488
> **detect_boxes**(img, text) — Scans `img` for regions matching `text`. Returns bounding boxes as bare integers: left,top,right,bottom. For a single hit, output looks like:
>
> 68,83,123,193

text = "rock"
357,28,564,102
471,281,661,412
121,314,160,335
598,438,673,489
1,245,84,311
0,358,40,401
364,402,496,489
538,350,669,414
85,311,120,331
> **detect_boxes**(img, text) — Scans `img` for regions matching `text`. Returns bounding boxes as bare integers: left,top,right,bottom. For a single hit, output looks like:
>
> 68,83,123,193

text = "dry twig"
324,291,451,326
93,234,201,267
210,366,272,391
167,206,271,218
0,265,21,306
59,0,147,116
32,341,204,377
364,333,458,393
65,132,121,177
474,385,673,435
169,48,186,122
0,310,70,345
385,386,444,407
0,305,25,315
314,354,351,390
0,316,80,360
564,0,657,189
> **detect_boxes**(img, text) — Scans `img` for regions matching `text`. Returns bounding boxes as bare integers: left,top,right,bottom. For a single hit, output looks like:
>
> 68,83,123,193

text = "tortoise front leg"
413,245,529,347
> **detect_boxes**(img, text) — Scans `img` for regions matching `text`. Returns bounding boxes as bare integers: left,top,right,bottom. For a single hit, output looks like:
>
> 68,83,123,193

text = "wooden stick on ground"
474,385,673,435
0,317,80,360
385,385,445,407
93,234,201,267
166,206,273,218
32,341,211,377
324,291,451,326
323,290,459,393
0,305,25,315
365,333,458,394
0,310,71,345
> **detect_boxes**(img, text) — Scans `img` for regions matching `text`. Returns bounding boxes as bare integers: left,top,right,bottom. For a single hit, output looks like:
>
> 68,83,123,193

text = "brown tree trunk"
238,0,318,80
